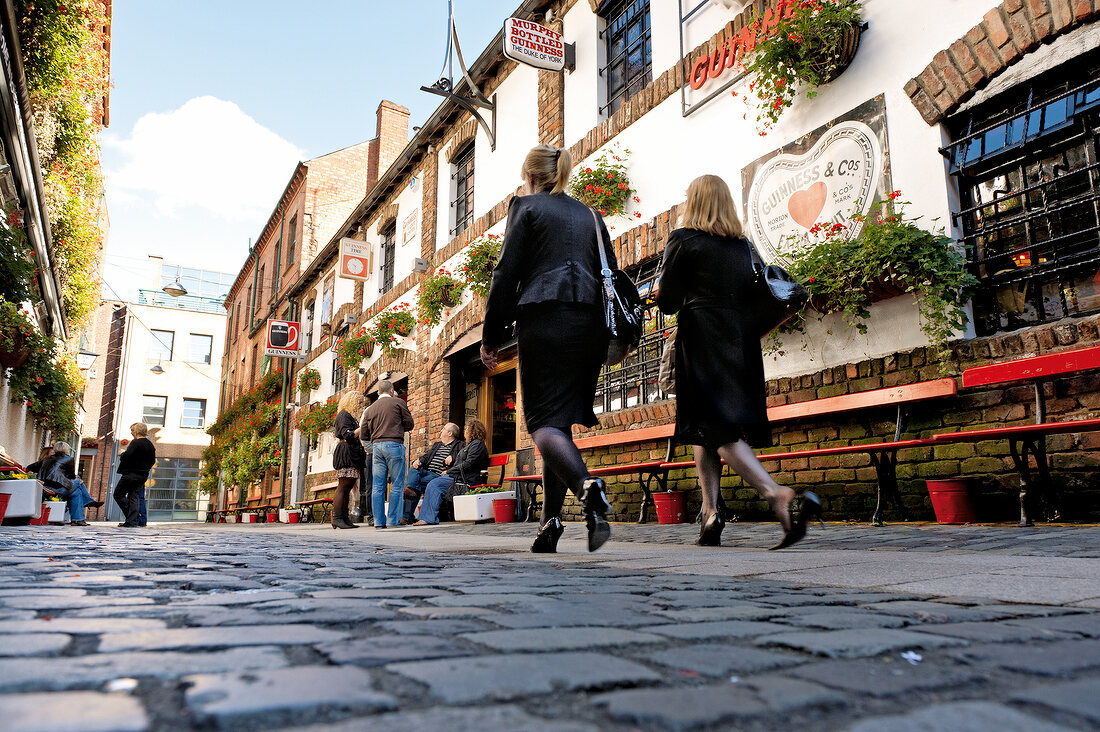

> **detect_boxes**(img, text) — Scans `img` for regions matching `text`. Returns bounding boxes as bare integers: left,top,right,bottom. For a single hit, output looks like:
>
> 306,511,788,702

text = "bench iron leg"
1009,437,1055,527
638,471,664,524
869,452,907,527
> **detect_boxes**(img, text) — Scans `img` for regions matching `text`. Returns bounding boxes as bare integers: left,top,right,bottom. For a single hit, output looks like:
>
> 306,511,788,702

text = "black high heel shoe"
696,512,724,546
531,517,564,553
770,491,822,551
332,515,358,529
579,478,611,552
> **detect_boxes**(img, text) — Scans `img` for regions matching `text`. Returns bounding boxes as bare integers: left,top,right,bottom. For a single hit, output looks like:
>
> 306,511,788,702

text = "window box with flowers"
417,269,465,327
295,396,339,444
334,329,375,372
773,192,978,367
568,143,641,221
461,234,503,298
296,367,322,397
740,0,865,131
368,304,416,359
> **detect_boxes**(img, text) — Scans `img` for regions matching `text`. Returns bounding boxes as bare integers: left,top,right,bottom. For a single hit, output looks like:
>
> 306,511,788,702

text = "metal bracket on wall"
421,4,496,150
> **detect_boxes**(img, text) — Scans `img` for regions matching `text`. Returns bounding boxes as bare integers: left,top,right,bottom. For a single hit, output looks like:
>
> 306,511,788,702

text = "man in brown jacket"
359,380,414,528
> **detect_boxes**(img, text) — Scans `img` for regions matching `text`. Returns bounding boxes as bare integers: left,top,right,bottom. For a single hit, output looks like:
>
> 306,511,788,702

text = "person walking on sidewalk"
331,391,368,530
656,174,820,550
114,423,156,528
481,143,614,554
413,419,490,526
359,380,413,528
404,423,463,524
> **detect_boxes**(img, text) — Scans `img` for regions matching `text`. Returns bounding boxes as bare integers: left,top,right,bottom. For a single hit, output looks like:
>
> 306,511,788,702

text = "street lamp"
150,363,165,374
162,279,187,297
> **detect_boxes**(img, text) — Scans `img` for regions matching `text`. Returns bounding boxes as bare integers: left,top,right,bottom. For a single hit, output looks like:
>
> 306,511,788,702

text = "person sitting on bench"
414,419,490,525
403,423,463,524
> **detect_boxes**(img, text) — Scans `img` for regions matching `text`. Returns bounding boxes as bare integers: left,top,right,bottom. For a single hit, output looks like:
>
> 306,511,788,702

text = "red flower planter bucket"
0,492,11,523
287,511,301,524
492,498,517,523
926,479,977,525
653,491,685,524
266,512,278,523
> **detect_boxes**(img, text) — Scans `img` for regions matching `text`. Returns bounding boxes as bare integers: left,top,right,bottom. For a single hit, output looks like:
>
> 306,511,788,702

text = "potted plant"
368,304,416,358
296,367,321,397
740,0,865,130
778,192,979,365
294,396,339,443
334,328,375,371
568,143,640,218
416,268,465,327
461,234,503,297
0,299,35,369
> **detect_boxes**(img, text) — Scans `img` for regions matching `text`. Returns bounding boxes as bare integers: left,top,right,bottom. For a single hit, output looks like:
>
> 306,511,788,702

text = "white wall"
476,63,541,217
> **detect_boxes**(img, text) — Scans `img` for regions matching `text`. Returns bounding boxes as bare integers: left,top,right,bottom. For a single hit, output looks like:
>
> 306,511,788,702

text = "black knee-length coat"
656,228,772,449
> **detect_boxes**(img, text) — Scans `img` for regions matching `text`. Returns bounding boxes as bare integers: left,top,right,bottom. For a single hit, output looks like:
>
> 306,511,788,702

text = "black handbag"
746,240,808,336
591,208,643,365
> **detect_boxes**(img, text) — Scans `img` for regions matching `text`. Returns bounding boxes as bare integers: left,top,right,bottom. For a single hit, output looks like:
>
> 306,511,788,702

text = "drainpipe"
248,240,259,329
276,297,297,510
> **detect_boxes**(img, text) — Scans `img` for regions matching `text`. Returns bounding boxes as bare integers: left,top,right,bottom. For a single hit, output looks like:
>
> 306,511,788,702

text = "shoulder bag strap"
743,237,766,275
590,207,613,276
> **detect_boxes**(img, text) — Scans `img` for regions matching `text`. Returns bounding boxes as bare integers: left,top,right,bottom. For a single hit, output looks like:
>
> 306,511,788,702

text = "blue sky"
102,0,522,299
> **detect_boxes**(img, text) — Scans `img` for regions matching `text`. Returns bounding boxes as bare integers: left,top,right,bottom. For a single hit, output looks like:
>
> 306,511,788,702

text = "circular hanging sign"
746,121,883,265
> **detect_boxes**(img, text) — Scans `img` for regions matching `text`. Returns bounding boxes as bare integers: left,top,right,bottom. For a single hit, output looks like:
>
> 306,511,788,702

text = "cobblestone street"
0,521,1098,731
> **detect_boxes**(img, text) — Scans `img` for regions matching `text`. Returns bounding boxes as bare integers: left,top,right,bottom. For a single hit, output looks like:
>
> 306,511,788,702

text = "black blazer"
416,440,465,474
117,437,156,481
482,192,617,348
332,410,366,470
445,439,490,485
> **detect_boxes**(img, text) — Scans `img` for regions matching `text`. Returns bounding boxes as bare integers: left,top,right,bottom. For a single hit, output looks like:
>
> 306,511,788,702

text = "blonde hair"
681,175,744,239
130,422,148,437
337,391,366,417
521,144,572,195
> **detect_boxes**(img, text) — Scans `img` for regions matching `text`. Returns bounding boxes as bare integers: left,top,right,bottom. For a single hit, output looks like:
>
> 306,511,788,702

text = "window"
143,395,167,427
147,457,202,521
946,52,1100,336
181,398,206,428
332,353,348,391
148,329,174,361
188,334,213,364
232,302,239,341
251,344,259,385
593,257,670,414
320,278,334,326
259,265,266,307
380,224,396,293
450,144,475,238
600,0,652,117
287,214,297,268
273,236,282,295
303,301,315,353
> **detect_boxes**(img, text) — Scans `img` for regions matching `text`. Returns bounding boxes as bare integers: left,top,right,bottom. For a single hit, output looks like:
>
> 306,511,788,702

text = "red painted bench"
933,346,1100,526
297,493,335,524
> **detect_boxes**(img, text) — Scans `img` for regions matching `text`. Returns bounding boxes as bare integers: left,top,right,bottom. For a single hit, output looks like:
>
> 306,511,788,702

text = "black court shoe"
770,491,822,551
531,517,564,553
696,512,725,547
579,477,612,552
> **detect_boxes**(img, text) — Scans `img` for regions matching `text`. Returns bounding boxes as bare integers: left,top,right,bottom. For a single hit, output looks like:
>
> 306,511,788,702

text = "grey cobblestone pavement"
0,520,1097,731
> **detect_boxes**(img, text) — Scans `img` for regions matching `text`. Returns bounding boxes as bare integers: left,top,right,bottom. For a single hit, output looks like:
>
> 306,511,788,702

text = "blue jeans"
53,479,89,522
138,486,147,525
404,467,441,522
371,441,406,528
417,474,455,524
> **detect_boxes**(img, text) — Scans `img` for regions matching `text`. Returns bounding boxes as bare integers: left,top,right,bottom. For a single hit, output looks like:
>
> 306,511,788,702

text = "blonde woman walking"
331,391,367,529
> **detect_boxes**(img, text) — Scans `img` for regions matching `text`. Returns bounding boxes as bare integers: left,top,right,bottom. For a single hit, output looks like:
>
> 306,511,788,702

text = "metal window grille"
380,225,397,293
450,145,475,238
599,0,652,117
332,354,348,392
593,257,672,415
944,57,1100,336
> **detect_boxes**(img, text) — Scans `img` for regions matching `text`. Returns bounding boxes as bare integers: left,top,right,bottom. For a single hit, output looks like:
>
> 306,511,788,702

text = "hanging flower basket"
416,269,464,327
0,327,30,369
807,22,864,84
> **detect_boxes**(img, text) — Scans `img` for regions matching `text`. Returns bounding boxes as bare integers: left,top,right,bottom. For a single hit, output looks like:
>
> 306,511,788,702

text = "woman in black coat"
114,423,156,528
481,143,614,554
331,391,367,529
657,174,820,550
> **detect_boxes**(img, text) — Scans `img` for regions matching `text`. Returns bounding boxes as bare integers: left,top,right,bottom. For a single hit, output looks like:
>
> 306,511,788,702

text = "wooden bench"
660,378,959,526
932,345,1100,526
297,497,334,524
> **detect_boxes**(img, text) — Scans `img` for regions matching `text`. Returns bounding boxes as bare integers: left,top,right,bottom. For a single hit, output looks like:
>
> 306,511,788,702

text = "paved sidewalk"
0,521,1097,731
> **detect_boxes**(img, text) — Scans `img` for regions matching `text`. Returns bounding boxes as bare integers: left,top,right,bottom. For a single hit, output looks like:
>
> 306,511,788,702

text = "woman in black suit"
331,391,367,529
481,144,614,553
114,423,156,528
657,174,820,549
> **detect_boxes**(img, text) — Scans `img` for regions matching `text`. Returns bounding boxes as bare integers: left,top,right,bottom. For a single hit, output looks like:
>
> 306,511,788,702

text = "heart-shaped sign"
787,181,827,229
746,121,883,265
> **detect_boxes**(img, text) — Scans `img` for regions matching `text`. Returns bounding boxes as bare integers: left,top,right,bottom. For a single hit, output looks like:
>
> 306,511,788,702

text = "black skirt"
516,303,607,433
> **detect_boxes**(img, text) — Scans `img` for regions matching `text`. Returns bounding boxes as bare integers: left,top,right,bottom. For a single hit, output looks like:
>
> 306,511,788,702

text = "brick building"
276,0,1100,524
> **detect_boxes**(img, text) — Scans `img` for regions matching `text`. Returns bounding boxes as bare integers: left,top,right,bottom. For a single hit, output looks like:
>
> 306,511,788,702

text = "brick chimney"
374,100,410,181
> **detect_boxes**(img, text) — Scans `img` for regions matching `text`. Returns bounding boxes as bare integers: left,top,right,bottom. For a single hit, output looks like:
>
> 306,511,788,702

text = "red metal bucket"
653,491,685,524
492,498,517,523
926,479,977,524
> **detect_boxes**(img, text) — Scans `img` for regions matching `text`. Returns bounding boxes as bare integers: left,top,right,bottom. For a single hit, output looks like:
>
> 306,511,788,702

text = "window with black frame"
451,144,475,238
380,224,396,294
946,52,1100,336
593,257,673,414
599,0,652,117
332,352,348,392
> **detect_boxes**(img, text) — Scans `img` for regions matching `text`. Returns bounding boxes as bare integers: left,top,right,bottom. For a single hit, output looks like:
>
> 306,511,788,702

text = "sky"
101,0,523,301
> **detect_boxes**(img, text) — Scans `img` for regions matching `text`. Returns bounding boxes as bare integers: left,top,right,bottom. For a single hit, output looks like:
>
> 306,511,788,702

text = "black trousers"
113,476,144,526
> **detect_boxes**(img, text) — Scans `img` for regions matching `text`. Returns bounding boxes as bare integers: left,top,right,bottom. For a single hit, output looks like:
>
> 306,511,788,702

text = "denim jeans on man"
371,441,406,528
403,467,441,522
416,473,455,524
51,478,89,522
138,486,147,525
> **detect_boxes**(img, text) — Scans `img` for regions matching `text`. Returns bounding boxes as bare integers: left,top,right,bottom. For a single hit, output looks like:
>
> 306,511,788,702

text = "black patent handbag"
591,208,643,365
746,240,808,337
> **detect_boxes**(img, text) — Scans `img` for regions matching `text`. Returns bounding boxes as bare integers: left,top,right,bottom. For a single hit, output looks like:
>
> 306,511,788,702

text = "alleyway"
1,521,1098,730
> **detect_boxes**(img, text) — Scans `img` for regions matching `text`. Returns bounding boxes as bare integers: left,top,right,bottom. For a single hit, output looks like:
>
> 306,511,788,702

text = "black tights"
334,476,356,523
531,426,589,526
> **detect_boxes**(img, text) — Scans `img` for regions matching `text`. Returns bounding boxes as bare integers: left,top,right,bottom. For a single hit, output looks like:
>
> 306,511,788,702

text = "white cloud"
104,96,303,222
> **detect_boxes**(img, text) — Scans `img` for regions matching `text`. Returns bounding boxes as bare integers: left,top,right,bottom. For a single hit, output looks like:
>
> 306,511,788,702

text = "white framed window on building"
181,398,207,428
599,0,652,117
143,395,167,427
320,277,334,327
188,333,213,364
149,329,174,361
450,143,475,238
